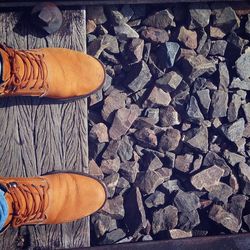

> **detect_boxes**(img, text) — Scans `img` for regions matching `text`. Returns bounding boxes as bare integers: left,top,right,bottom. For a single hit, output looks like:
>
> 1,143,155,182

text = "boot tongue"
0,48,10,83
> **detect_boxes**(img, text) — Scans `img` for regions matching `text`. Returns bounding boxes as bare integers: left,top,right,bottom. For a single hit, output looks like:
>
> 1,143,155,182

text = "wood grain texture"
0,8,89,249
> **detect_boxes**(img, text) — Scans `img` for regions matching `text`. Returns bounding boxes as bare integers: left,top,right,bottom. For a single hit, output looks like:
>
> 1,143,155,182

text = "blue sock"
0,189,8,230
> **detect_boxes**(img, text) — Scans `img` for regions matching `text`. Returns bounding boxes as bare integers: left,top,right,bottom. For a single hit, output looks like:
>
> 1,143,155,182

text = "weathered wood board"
0,7,89,249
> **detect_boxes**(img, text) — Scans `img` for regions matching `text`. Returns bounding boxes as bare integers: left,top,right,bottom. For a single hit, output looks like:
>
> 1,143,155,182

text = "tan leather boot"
0,172,106,230
0,44,105,99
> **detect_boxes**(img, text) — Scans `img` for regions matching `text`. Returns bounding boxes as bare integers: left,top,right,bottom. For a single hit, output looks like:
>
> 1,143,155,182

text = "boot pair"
0,45,107,231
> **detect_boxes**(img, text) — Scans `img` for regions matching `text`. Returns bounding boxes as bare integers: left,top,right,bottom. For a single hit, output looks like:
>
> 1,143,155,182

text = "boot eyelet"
7,182,17,188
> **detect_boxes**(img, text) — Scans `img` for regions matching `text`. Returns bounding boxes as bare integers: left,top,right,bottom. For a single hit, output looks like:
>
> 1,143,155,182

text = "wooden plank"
0,7,89,249
0,0,247,8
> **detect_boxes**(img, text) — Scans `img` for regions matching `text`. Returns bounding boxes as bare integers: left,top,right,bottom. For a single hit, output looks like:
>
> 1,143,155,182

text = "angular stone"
196,89,211,113
136,170,164,194
142,152,163,171
102,140,121,160
134,128,157,149
221,118,245,142
236,52,250,81
144,108,159,124
211,90,228,118
212,6,240,34
141,27,169,43
196,29,208,55
89,123,109,143
191,154,203,173
228,195,247,223
207,183,233,204
175,154,194,173
227,94,242,122
160,106,180,127
152,205,178,234
224,150,245,166
182,55,216,82
100,228,126,245
187,96,204,121
230,78,250,91
243,103,250,122
159,128,181,152
108,8,126,25
90,89,103,106
169,229,192,239
165,152,176,169
87,6,107,24
120,161,139,183
101,157,120,175
101,195,125,219
109,104,140,140
143,87,171,108
126,38,144,64
209,40,227,56
104,173,120,198
184,126,208,153
219,62,230,91
89,160,104,180
102,91,127,123
178,210,200,231
142,235,153,241
174,190,200,212
124,187,147,236
121,5,134,23
229,173,239,193
143,9,174,29
191,165,224,190
117,135,133,162
145,191,165,208
156,71,182,92
156,42,180,69
126,61,152,92
156,168,172,181
162,179,182,193
209,204,240,233
177,26,197,49
210,26,226,39
116,177,130,195
114,23,139,41
86,19,96,34
238,162,250,195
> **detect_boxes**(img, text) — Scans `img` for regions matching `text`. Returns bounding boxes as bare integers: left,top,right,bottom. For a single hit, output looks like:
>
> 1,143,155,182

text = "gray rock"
159,128,181,152
102,140,121,160
165,152,176,169
136,170,164,194
134,128,157,149
126,61,152,92
156,168,172,181
209,204,240,232
236,52,250,81
188,3,211,29
230,78,250,91
187,96,204,121
174,190,201,212
162,179,182,193
114,23,139,41
211,91,228,118
104,173,120,198
142,235,153,241
89,160,104,180
109,104,140,140
144,108,160,124
207,183,233,204
143,43,151,62
87,6,107,24
143,87,171,108
100,228,126,245
117,135,133,162
141,27,169,43
221,118,245,142
243,214,250,230
243,103,250,122
116,177,130,195
228,195,248,223
120,161,139,183
219,62,230,91
145,191,165,208
169,229,192,239
142,152,163,171
238,162,250,195
229,173,239,194
209,40,227,56
213,6,240,34
177,26,197,49
227,32,247,58
227,94,241,122
157,42,180,69
178,210,200,231
184,126,208,153
143,9,174,29
160,106,180,127
152,205,178,234
101,195,125,219
124,187,147,236
156,71,182,92
102,91,127,123
175,154,194,173
90,89,103,106
101,157,120,175
224,149,245,166
90,123,109,143
196,89,211,113
191,165,224,190
196,29,208,55
126,38,144,64
182,55,216,82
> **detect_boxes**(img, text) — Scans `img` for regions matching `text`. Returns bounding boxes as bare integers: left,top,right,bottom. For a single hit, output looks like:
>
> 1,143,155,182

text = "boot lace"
0,44,49,96
7,181,48,227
